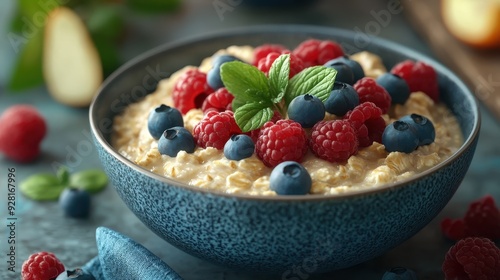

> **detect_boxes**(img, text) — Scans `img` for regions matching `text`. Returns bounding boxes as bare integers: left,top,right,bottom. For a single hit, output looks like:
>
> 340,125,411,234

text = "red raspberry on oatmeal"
255,119,308,167
292,39,344,67
172,69,213,114
391,60,440,103
193,110,241,150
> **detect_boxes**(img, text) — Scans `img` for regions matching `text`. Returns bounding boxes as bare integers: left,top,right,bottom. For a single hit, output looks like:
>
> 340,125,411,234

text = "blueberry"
324,82,360,116
158,127,195,157
148,104,183,140
59,188,91,219
382,120,419,153
381,267,418,280
56,268,95,280
207,55,242,90
287,94,325,128
324,61,355,85
399,114,435,145
324,56,365,82
224,134,255,160
376,73,410,105
270,161,312,195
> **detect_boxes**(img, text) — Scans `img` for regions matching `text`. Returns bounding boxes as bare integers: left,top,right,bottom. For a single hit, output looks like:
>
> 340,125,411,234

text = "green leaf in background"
86,4,124,41
9,8,24,33
7,31,44,91
125,0,181,13
18,0,45,18
93,38,122,77
83,4,125,77
7,0,64,91
20,174,66,201
285,66,337,106
268,54,290,103
70,169,108,194
234,103,274,132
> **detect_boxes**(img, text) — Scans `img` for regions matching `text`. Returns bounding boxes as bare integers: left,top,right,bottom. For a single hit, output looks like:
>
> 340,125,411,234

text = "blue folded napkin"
82,227,183,280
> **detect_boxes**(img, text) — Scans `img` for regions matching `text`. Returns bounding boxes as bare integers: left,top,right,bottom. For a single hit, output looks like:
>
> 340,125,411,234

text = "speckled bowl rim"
90,24,481,202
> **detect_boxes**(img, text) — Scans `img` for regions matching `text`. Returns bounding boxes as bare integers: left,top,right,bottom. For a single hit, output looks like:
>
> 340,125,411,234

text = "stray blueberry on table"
399,114,435,146
224,134,255,160
59,188,92,218
376,73,410,105
147,104,184,140
324,61,355,85
56,268,96,280
324,56,365,82
207,54,242,90
287,94,326,128
158,127,196,157
269,161,312,195
324,82,359,116
382,120,419,153
381,267,418,280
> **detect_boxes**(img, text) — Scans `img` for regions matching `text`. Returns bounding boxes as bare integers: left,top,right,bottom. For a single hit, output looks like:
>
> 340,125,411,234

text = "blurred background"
1,0,499,111
1,0,500,279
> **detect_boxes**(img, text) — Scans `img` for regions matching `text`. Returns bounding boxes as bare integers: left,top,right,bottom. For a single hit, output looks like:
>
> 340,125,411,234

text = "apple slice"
441,0,500,48
44,7,103,107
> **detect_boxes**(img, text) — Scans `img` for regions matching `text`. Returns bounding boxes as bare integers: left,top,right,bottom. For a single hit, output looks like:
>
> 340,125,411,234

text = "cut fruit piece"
441,0,500,48
44,7,103,107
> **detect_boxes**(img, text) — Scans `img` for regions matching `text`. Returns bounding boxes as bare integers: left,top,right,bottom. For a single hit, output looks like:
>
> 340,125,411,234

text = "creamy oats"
112,46,463,196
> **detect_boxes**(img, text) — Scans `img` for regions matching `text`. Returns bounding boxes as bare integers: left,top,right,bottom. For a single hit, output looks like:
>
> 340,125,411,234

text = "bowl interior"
90,25,480,199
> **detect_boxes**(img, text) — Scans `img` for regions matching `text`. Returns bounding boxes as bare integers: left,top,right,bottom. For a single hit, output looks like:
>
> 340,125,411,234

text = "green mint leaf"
70,169,108,193
57,167,70,186
234,103,274,132
221,61,271,102
231,98,246,111
8,31,44,91
285,66,337,106
268,54,290,103
20,174,66,201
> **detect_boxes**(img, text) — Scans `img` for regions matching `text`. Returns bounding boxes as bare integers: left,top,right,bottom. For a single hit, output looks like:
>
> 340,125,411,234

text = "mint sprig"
268,54,290,103
220,61,272,111
220,53,336,132
285,66,337,106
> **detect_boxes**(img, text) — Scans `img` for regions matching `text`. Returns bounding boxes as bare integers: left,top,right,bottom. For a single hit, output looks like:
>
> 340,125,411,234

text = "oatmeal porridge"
112,43,463,196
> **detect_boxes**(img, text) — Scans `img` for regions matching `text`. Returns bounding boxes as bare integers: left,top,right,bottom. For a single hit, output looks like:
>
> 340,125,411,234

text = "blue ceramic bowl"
90,25,480,274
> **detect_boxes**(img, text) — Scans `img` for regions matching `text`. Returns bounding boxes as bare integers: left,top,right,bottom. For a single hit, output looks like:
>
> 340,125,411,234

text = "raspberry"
344,102,384,147
391,60,440,102
353,77,392,114
0,105,46,163
442,237,500,280
253,44,289,65
248,111,283,142
255,119,307,167
21,251,65,280
364,117,386,145
465,195,500,239
309,120,359,163
441,195,500,241
292,39,344,67
193,110,241,150
172,69,213,114
257,52,305,78
441,218,467,241
201,87,234,114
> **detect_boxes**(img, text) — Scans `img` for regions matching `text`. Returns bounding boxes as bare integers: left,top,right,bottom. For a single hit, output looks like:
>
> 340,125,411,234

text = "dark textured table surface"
1,0,499,279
